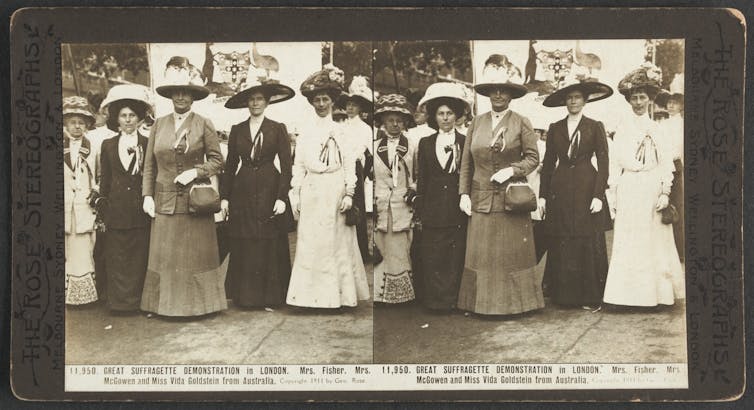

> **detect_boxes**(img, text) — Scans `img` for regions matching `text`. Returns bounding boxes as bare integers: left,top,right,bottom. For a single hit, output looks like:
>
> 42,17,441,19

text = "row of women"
63,62,371,315
373,60,685,313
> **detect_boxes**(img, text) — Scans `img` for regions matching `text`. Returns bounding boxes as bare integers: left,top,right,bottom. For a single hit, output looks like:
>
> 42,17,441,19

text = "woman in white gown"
286,65,370,308
603,63,684,307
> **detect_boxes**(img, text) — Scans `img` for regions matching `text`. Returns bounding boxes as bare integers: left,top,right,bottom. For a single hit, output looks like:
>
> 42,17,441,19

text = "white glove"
220,199,229,220
339,195,353,213
459,194,472,216
589,198,603,214
173,168,198,185
490,167,514,184
273,199,286,215
655,193,669,211
142,196,155,218
538,197,546,216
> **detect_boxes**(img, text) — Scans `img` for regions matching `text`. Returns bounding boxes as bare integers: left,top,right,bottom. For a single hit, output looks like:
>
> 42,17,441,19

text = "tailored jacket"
416,131,467,228
459,110,540,213
64,136,98,234
142,112,223,214
99,132,151,230
539,115,611,235
221,117,293,238
374,131,415,232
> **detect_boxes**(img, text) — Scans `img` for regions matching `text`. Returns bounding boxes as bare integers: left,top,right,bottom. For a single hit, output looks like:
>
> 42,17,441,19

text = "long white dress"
603,112,684,306
286,115,370,308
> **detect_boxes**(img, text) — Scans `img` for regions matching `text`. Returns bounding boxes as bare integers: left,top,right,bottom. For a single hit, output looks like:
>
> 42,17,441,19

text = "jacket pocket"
155,191,176,215
470,181,492,213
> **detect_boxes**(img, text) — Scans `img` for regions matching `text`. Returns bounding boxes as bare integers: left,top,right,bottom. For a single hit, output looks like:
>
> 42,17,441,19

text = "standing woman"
661,93,684,262
141,57,227,316
220,77,295,308
372,94,417,304
414,83,469,311
539,79,613,309
603,63,684,307
340,76,375,262
98,85,154,312
63,96,100,305
457,61,543,315
286,65,370,309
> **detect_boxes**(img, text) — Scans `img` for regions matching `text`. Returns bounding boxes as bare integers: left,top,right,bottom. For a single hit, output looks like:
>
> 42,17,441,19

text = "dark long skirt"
670,159,685,262
226,235,291,308
93,230,108,302
420,225,467,310
544,232,608,306
410,226,423,300
104,227,149,311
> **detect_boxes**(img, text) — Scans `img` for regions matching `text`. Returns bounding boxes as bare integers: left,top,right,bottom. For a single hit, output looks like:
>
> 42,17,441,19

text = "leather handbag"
660,203,679,225
504,180,538,213
189,176,221,215
345,204,361,226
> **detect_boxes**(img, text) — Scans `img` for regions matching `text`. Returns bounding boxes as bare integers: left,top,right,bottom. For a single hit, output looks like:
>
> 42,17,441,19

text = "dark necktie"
443,144,454,173
568,129,580,162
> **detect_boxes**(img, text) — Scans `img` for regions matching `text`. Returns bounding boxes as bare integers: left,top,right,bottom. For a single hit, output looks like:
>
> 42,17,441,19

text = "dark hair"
426,97,465,130
107,99,148,132
668,93,684,106
623,85,658,103
306,90,340,105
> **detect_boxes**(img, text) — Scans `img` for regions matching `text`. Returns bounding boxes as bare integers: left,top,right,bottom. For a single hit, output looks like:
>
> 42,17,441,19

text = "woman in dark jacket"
415,83,469,311
220,78,295,308
98,85,154,312
539,79,613,309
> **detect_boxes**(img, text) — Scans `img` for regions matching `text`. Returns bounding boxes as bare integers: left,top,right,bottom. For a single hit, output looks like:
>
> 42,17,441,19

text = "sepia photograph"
62,41,375,366
373,39,687,367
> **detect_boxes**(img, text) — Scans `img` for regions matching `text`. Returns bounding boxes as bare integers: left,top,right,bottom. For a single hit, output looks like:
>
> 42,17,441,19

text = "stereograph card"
7,6,746,402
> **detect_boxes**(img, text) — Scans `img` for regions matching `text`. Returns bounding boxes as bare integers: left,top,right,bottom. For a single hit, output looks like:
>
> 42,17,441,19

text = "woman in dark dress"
415,83,469,311
539,79,613,309
220,77,295,308
98,85,154,312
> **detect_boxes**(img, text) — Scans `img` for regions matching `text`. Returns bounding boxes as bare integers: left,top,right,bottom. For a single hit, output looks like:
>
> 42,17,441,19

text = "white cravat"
69,138,82,164
490,109,509,130
567,112,583,138
118,132,138,171
173,110,192,132
435,130,455,169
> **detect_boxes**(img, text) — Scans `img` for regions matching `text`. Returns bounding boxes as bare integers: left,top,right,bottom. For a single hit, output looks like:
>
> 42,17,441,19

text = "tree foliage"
67,44,150,79
654,39,684,89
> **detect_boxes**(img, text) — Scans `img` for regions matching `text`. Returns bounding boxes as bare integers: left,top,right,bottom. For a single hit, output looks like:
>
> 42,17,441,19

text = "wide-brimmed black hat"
474,54,528,99
155,56,210,101
224,77,295,109
542,79,613,107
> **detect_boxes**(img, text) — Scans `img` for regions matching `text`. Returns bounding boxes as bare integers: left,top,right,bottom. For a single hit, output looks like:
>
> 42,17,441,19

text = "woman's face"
382,113,405,136
667,100,682,116
312,93,333,118
118,106,140,135
171,90,194,114
629,91,650,116
345,101,361,119
435,105,457,133
414,105,428,126
566,90,586,115
64,115,89,139
247,91,269,117
488,88,512,112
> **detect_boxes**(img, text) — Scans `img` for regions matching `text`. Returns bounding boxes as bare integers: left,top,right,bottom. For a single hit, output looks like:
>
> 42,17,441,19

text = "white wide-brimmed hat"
418,82,471,130
339,75,373,111
100,84,154,114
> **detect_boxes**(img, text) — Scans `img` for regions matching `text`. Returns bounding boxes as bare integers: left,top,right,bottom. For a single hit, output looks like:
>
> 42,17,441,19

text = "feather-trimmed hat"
300,64,345,101
224,75,295,109
62,96,96,126
374,93,414,123
542,78,613,107
474,54,528,99
617,62,663,100
338,75,373,112
418,82,471,130
155,56,210,101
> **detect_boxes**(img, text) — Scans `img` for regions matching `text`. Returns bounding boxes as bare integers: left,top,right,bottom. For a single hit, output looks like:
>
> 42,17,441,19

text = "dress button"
127,187,131,191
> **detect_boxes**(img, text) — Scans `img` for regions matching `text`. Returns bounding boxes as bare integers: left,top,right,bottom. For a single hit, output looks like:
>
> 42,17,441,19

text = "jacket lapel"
376,132,390,169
